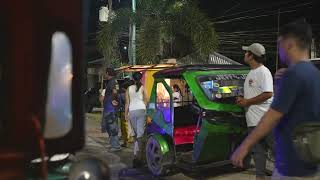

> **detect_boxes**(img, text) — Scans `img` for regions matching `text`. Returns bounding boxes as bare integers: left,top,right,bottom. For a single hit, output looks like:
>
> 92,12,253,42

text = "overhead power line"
221,0,242,15
215,9,299,24
213,2,312,26
212,0,310,21
218,33,278,36
219,30,278,33
216,29,278,36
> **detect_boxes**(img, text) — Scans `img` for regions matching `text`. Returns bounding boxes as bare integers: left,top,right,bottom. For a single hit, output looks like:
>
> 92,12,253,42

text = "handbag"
292,122,320,165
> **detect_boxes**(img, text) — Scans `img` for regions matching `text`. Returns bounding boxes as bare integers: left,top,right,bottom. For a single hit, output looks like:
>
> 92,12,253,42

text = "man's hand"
112,100,119,106
236,97,249,107
231,143,250,168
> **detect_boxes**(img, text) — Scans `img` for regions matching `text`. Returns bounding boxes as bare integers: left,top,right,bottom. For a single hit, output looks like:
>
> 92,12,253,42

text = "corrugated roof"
177,52,242,65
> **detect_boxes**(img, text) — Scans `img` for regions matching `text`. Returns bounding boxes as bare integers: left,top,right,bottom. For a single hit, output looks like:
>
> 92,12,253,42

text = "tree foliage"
97,0,218,65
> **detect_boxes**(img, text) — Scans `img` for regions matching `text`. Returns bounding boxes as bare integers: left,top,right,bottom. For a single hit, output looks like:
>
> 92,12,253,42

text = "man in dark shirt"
100,68,121,152
231,19,320,179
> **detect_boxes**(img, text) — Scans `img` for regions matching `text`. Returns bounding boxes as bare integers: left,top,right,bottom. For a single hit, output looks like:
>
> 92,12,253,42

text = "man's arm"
143,87,148,105
111,87,120,107
237,92,273,107
99,89,105,107
112,84,118,96
112,88,117,98
231,108,283,167
99,95,104,104
247,92,273,105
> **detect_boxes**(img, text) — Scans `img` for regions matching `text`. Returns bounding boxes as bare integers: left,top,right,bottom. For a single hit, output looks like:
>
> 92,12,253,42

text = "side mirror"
44,32,73,139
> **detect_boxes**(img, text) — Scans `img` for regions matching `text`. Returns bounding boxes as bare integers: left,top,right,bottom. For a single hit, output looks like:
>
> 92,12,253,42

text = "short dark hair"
173,84,181,93
279,18,312,50
132,72,142,81
105,68,116,77
248,51,266,64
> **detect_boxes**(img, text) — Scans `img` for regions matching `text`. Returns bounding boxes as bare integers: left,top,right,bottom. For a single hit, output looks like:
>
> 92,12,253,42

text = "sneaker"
109,147,122,152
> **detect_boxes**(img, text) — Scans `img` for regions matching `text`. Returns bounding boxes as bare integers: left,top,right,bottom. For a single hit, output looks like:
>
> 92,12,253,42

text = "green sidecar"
145,64,250,175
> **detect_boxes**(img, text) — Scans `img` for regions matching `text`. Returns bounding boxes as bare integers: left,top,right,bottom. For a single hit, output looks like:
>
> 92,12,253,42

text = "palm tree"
97,0,218,65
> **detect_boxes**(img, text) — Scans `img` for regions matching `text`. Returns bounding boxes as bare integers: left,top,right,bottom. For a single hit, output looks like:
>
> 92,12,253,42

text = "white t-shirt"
172,91,182,107
101,89,105,96
244,65,273,127
128,85,146,111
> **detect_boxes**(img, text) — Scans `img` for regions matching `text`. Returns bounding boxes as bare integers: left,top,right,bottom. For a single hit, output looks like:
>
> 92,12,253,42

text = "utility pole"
129,0,136,65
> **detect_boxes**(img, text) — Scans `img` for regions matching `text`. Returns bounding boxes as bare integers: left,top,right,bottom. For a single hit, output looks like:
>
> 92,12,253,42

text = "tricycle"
145,64,251,175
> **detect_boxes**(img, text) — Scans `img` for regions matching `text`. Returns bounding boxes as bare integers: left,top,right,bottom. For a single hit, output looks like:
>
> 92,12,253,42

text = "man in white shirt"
236,43,273,180
172,84,182,107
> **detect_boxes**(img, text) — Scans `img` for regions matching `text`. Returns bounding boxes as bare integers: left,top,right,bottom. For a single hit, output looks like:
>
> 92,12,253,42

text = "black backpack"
292,122,320,165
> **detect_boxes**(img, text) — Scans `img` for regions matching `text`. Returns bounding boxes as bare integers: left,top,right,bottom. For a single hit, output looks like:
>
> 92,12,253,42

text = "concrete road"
81,112,274,180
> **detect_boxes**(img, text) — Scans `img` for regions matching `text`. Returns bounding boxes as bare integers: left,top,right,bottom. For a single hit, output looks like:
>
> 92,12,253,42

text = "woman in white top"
125,72,148,167
172,84,182,107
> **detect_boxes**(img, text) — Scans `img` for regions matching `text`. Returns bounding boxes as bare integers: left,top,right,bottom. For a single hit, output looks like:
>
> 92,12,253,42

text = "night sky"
198,0,316,69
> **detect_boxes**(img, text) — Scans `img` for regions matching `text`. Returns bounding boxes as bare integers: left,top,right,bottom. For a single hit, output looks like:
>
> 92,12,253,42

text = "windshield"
198,74,246,104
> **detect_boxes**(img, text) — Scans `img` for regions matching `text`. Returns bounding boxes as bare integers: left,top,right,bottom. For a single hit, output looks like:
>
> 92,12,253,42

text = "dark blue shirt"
103,78,119,113
271,61,320,176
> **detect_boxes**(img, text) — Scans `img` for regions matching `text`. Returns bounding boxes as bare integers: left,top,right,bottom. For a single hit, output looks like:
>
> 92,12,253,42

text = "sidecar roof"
153,64,248,79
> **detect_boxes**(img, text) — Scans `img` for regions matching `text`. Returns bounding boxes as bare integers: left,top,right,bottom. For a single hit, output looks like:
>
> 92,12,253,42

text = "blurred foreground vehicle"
311,58,320,69
0,0,109,179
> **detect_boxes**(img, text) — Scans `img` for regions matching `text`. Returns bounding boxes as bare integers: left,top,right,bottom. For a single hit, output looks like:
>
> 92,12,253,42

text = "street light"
99,6,109,22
